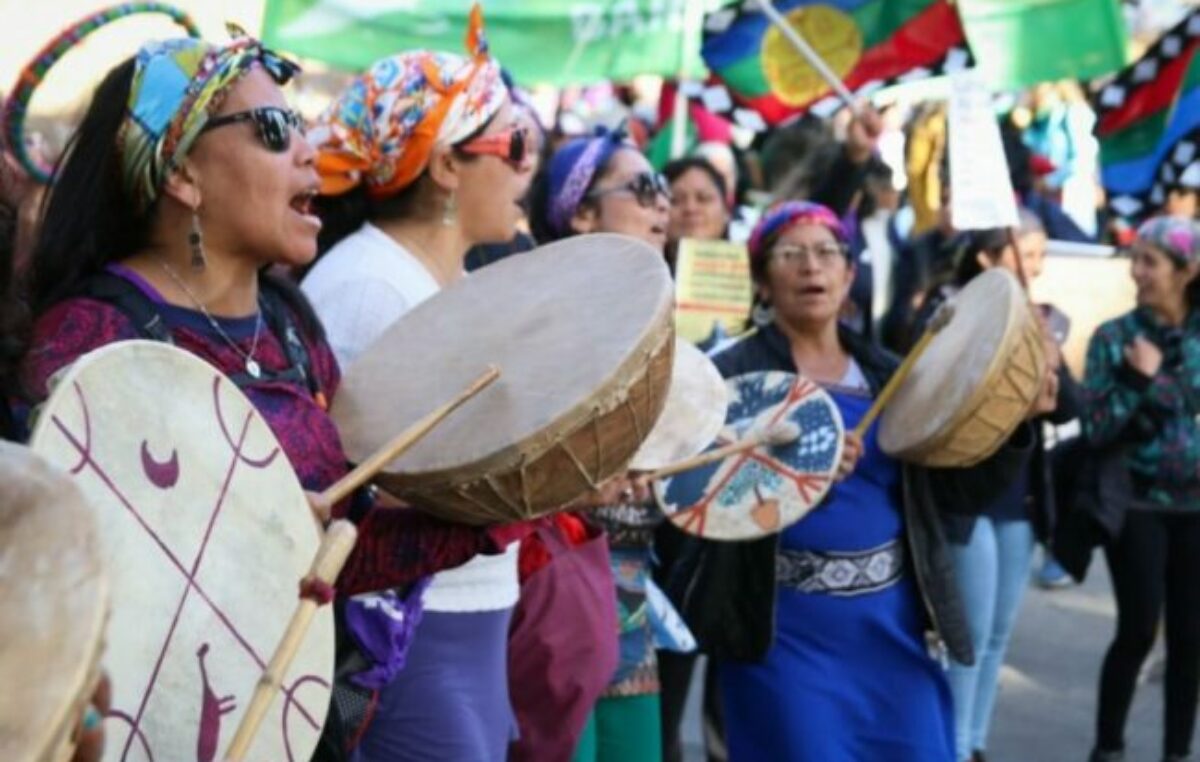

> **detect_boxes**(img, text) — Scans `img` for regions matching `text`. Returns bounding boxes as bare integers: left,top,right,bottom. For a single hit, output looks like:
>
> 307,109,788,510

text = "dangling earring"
751,299,775,328
442,192,458,226
188,208,206,270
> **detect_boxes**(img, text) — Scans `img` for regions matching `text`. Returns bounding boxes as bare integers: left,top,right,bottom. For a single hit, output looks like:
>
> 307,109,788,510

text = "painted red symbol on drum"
48,377,330,761
140,440,180,489
196,643,237,762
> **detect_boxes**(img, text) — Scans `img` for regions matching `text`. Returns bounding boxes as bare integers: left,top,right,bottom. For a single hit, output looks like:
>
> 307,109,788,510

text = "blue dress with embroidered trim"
718,386,955,762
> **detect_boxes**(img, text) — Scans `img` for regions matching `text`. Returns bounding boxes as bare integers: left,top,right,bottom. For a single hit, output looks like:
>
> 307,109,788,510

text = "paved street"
682,553,1169,761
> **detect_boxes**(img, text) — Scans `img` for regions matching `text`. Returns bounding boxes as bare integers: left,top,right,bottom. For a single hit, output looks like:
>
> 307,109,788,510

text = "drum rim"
375,317,674,502
879,269,1047,464
0,444,110,761
25,340,334,757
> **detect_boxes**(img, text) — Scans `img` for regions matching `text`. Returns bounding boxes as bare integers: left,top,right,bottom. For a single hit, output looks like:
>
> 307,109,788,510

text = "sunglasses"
201,106,304,153
459,126,533,168
587,171,672,207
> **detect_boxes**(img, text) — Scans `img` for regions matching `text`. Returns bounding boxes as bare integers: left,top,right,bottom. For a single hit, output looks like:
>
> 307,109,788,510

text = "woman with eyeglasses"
299,13,539,760
525,127,672,762
1085,217,1200,762
13,33,527,762
660,200,1039,762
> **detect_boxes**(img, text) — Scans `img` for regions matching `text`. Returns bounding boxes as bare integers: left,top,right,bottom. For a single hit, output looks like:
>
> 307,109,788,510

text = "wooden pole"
753,0,857,112
223,520,357,761
320,365,501,506
647,423,800,481
852,304,955,439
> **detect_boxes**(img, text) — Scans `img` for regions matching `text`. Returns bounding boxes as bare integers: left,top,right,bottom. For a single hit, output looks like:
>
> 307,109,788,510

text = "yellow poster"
674,238,753,343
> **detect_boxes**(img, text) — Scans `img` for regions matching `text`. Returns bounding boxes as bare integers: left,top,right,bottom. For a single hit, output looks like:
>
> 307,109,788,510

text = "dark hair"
28,57,145,316
0,202,29,412
952,228,1009,285
27,57,325,343
663,157,728,209
314,114,496,257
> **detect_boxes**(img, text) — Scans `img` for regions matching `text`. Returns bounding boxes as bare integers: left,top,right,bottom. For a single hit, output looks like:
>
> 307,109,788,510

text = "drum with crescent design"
333,233,675,524
653,371,844,541
0,441,109,762
28,341,333,762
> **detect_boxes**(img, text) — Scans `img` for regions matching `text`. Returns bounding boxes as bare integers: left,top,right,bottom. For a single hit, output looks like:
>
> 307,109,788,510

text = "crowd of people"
3,6,1200,762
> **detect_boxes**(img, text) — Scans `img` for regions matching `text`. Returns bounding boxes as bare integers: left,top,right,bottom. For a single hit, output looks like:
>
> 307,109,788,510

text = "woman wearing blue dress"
659,201,1053,761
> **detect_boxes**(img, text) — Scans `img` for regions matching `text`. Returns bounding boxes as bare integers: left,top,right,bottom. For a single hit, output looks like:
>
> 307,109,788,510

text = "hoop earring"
442,193,458,226
188,209,206,270
751,300,775,328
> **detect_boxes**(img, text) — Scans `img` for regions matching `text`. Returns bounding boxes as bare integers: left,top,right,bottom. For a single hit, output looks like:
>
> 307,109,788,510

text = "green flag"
261,0,714,85
958,0,1129,89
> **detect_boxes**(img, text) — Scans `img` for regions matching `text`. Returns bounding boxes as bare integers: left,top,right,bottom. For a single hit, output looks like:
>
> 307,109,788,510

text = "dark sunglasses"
201,106,304,153
459,126,532,168
587,171,672,207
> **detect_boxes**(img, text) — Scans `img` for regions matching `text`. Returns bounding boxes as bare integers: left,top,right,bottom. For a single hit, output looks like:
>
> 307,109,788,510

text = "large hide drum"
0,442,108,762
333,233,675,524
879,268,1047,467
628,337,728,472
28,341,333,762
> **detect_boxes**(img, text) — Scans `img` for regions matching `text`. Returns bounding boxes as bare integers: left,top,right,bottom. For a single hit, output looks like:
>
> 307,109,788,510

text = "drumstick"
852,303,956,440
224,519,357,761
320,365,501,506
647,421,801,481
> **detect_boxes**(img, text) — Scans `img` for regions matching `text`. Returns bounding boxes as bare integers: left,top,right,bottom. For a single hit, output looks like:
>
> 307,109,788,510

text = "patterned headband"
748,200,848,264
118,34,300,215
311,4,507,199
2,2,202,184
1137,214,1200,265
545,128,627,238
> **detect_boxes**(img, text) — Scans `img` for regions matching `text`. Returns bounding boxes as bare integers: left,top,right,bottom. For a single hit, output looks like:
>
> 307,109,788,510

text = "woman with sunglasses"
1084,217,1200,762
661,201,1042,762
299,13,537,760
14,33,526,762
525,127,672,762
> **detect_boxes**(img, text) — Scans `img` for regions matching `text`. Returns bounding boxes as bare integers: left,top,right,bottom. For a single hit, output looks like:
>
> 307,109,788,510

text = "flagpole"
753,0,858,112
672,0,705,158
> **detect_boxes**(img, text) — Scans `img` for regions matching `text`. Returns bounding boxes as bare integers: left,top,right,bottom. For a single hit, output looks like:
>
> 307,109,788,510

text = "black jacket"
655,323,1034,666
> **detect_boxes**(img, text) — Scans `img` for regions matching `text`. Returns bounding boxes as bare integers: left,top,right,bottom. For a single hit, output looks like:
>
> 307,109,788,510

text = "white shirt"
302,223,519,613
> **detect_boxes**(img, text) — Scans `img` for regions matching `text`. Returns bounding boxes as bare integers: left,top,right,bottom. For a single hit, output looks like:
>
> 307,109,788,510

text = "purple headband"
545,129,625,238
747,200,847,264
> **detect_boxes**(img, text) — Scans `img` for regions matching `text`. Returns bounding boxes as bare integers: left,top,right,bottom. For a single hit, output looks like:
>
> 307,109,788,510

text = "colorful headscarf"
1137,215,1200,265
544,127,628,239
311,5,507,199
747,200,848,265
119,34,300,214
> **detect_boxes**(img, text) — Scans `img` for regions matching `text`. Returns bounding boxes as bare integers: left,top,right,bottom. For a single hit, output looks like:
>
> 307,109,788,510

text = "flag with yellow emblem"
701,0,973,124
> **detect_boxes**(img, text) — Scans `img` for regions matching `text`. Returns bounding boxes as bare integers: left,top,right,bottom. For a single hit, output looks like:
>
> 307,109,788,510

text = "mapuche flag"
1095,10,1200,221
701,0,973,125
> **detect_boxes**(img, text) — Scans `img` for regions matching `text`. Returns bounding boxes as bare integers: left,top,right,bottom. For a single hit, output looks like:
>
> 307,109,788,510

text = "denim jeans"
946,516,1035,760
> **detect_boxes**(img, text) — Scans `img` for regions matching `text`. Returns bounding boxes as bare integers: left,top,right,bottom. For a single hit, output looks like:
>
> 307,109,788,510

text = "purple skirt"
352,607,516,762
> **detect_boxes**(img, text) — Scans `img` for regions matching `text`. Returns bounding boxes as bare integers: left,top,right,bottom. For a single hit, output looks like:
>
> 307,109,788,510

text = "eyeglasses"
769,243,847,266
587,171,672,207
459,126,533,168
201,106,304,153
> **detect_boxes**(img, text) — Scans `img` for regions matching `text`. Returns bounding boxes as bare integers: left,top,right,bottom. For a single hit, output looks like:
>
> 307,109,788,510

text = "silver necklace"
157,261,265,379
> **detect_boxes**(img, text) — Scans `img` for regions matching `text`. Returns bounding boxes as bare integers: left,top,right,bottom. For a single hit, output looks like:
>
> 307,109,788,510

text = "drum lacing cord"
298,577,336,606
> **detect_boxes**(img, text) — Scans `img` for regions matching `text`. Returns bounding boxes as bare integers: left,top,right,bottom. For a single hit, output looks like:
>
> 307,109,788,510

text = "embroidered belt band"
776,539,904,597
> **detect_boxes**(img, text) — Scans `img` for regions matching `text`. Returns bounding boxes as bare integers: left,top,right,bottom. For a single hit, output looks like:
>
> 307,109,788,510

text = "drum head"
0,442,108,762
654,371,844,541
333,233,673,487
628,338,727,471
879,268,1027,461
28,341,332,762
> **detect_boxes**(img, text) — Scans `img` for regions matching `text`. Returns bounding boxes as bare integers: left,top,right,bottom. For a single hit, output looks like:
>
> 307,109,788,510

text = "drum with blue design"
653,371,844,540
